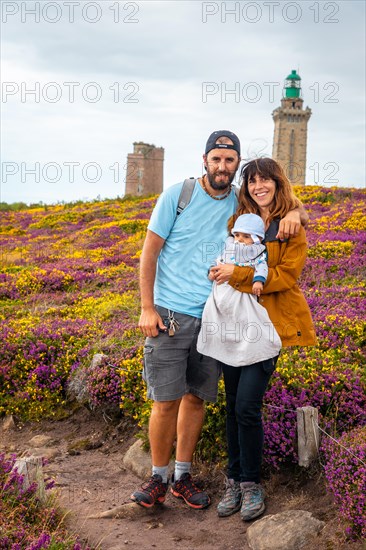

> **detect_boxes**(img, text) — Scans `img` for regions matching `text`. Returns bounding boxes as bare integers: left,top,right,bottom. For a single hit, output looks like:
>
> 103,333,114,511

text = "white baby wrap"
197,238,281,367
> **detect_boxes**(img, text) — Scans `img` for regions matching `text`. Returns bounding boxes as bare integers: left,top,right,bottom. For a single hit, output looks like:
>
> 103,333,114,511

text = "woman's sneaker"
171,473,210,509
131,474,168,508
240,482,265,521
217,478,242,517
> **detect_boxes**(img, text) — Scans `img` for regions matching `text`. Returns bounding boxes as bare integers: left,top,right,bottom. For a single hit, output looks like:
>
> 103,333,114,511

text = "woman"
209,158,317,522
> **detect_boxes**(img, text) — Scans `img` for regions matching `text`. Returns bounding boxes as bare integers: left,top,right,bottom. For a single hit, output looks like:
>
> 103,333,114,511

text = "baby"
212,213,268,296
197,213,281,367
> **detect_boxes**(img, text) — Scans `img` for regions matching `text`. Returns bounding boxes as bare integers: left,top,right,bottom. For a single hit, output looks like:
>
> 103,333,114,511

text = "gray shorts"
143,305,221,402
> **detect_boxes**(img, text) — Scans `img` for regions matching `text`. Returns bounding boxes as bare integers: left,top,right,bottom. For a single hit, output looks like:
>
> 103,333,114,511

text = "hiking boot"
240,482,265,521
217,478,242,517
131,474,168,508
171,473,210,509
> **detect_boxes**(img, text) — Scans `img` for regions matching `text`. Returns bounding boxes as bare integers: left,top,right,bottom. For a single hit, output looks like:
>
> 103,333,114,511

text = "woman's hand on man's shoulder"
276,211,301,240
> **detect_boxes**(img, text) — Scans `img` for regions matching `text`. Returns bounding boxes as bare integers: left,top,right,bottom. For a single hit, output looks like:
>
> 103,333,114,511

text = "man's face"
203,148,240,191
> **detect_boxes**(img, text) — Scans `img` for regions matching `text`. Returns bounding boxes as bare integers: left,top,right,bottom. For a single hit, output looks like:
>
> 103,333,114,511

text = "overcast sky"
1,0,365,204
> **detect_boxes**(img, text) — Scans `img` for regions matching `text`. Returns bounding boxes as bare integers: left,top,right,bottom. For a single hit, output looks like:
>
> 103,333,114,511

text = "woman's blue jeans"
221,356,278,484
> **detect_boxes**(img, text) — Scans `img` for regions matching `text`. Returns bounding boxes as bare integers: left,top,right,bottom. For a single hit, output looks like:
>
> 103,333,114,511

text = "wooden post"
296,406,320,468
12,456,46,502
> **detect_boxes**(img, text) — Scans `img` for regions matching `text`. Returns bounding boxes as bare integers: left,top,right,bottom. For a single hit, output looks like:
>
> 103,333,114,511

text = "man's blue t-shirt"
148,180,238,318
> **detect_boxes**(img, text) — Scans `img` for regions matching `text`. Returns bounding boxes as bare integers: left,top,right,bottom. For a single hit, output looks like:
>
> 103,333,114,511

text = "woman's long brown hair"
228,158,302,232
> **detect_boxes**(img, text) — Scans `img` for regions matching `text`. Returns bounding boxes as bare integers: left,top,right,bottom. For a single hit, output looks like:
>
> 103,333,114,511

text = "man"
131,131,305,510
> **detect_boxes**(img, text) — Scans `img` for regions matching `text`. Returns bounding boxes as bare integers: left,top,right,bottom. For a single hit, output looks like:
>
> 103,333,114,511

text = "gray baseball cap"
205,130,241,155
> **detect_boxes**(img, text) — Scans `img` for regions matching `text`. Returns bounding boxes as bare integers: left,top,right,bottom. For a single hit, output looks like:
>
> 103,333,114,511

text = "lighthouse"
272,70,312,185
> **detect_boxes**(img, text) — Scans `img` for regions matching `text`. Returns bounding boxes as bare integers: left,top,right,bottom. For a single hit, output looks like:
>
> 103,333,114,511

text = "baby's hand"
208,260,223,281
252,281,263,296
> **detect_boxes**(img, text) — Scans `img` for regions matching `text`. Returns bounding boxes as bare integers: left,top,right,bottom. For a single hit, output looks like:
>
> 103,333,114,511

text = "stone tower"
125,142,164,196
272,70,312,185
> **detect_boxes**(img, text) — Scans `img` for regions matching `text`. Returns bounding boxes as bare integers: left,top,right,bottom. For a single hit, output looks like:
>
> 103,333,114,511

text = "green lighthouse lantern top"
284,69,301,99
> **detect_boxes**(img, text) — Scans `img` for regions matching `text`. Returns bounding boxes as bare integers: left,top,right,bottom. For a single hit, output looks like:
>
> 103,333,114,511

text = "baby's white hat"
231,213,265,244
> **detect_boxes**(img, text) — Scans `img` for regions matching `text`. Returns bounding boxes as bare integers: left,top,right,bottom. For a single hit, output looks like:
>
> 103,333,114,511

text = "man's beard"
206,169,236,191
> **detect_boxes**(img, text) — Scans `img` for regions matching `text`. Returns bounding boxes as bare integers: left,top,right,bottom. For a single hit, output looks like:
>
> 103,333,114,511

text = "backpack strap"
176,178,240,218
176,177,196,216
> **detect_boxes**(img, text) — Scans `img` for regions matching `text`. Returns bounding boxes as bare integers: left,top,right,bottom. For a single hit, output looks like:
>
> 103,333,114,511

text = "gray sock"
174,461,191,481
152,465,169,484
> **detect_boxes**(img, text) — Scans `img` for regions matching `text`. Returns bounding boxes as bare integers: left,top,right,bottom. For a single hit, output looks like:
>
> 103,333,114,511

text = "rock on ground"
88,502,156,519
29,435,54,447
123,439,174,480
2,415,16,432
247,509,325,550
31,447,61,461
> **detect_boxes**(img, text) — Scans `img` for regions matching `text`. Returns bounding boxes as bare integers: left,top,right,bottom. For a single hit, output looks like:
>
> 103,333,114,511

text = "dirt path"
2,408,363,550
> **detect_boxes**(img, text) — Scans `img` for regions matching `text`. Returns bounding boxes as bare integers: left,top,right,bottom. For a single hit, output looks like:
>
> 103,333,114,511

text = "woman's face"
247,173,276,211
